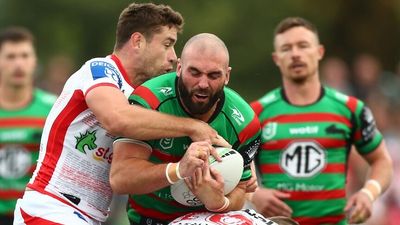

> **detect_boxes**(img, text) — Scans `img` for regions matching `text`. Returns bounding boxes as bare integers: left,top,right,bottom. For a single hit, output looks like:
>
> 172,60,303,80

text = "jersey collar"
110,54,135,88
281,85,325,106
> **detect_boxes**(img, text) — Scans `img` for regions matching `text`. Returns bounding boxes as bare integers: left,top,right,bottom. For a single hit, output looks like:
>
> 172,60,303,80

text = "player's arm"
345,104,393,224
110,139,213,194
86,86,229,146
345,141,392,224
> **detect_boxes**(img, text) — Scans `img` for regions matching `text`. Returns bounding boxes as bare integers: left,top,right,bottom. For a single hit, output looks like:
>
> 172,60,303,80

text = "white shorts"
13,190,101,225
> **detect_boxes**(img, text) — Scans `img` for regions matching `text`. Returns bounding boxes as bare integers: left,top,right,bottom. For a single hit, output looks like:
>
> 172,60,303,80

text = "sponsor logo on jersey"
360,106,377,142
280,141,326,178
230,106,245,125
262,122,277,141
90,61,123,88
160,138,174,149
276,182,325,191
0,145,31,178
289,126,319,135
157,87,173,96
75,130,97,154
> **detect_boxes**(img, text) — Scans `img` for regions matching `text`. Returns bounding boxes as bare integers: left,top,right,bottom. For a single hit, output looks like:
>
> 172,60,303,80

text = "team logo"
262,122,277,141
75,130,97,154
230,106,245,125
281,141,326,178
157,87,173,96
160,138,174,149
0,145,31,179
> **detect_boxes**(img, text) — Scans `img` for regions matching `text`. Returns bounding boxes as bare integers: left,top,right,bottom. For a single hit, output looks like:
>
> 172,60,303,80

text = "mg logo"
280,141,326,178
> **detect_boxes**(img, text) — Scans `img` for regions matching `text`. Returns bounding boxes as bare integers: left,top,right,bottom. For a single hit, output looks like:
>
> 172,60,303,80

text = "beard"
177,74,224,115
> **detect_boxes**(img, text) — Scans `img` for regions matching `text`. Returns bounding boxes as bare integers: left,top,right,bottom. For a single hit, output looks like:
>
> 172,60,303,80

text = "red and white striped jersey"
27,54,134,222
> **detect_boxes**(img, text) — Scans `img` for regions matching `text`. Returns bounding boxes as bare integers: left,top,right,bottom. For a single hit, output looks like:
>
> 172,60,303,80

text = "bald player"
110,33,261,225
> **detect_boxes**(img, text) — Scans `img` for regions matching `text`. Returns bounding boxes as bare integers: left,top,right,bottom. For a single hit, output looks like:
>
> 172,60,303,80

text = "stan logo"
160,138,173,149
231,106,244,125
262,122,277,141
158,87,173,96
75,130,97,154
281,141,326,178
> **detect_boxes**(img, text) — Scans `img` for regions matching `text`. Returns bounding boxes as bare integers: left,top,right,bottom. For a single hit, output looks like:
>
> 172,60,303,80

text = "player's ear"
225,67,231,85
176,58,182,76
130,32,145,49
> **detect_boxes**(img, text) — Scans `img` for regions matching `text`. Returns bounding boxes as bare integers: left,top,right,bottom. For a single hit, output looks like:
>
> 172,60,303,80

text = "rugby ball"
170,147,244,206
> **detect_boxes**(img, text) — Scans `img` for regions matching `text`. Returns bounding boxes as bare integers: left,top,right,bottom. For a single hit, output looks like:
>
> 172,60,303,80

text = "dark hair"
274,17,319,41
114,2,184,50
0,26,34,50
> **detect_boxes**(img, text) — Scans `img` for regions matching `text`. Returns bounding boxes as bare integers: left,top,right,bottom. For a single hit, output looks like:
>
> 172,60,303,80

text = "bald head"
181,33,229,66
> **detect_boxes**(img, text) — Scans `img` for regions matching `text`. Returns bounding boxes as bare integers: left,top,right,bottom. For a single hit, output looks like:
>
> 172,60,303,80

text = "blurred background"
1,0,399,224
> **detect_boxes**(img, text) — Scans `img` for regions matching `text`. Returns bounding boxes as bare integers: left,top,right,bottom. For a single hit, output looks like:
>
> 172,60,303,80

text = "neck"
0,84,33,110
282,76,321,105
113,50,140,86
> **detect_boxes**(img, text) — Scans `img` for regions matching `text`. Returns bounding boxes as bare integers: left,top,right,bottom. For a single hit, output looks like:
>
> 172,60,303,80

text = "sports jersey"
0,89,55,215
169,209,279,225
24,54,134,222
122,72,261,224
251,87,383,225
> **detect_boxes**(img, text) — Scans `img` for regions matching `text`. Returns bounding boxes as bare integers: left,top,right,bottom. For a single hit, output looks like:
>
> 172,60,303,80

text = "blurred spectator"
351,53,383,101
321,56,353,95
0,26,56,225
37,54,75,95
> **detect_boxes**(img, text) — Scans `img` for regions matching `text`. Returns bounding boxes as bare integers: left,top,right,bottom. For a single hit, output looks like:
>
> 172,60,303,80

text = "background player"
250,17,392,224
111,33,261,225
0,27,56,225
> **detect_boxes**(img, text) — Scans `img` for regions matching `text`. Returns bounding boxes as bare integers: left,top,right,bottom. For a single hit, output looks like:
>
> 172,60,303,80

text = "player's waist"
25,186,109,222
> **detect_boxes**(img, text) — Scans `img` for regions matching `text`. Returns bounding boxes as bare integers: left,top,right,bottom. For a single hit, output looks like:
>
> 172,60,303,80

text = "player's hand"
179,142,213,178
185,161,225,210
344,190,373,224
189,120,231,148
251,188,292,217
245,175,258,193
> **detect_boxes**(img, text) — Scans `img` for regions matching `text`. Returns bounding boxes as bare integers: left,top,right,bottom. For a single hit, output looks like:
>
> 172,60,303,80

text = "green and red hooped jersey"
0,89,56,215
251,87,383,225
126,72,261,224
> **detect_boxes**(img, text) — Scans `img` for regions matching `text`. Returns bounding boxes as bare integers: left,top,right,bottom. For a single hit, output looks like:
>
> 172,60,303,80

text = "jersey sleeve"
352,100,383,154
82,59,124,96
234,116,261,181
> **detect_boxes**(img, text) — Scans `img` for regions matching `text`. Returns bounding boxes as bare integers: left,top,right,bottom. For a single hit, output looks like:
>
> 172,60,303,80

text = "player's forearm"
110,159,170,194
225,182,247,211
116,105,199,140
362,141,393,200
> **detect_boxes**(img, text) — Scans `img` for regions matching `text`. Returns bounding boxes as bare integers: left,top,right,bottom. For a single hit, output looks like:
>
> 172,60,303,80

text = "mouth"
164,67,174,73
193,92,209,102
289,62,307,70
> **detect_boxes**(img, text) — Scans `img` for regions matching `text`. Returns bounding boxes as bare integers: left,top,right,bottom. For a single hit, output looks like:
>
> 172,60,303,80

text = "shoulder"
250,88,282,115
34,89,57,107
223,87,259,128
324,86,364,113
81,57,121,79
130,73,177,109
